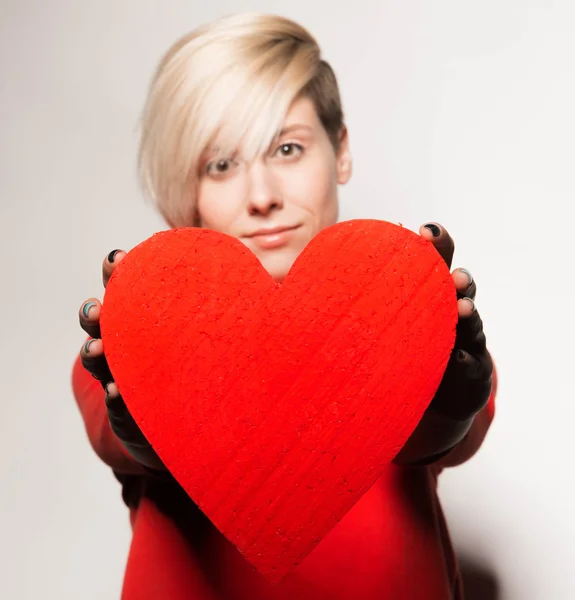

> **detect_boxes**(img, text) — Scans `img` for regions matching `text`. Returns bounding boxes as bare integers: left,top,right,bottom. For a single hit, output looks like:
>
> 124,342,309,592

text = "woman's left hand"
419,222,494,421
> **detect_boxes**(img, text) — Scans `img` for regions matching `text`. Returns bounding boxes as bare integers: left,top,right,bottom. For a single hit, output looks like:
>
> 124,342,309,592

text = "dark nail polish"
463,297,477,311
424,223,441,237
108,249,121,263
105,382,120,403
83,339,95,354
459,269,473,285
82,301,96,319
457,349,466,361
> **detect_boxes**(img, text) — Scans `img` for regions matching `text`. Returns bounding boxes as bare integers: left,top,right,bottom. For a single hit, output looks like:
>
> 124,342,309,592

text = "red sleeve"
432,362,498,472
71,353,146,475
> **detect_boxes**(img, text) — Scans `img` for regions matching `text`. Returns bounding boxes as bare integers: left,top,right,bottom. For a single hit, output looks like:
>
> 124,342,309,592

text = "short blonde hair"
137,12,344,227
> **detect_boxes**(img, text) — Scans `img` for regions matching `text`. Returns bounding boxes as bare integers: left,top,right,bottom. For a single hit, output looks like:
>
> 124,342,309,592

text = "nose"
246,162,283,216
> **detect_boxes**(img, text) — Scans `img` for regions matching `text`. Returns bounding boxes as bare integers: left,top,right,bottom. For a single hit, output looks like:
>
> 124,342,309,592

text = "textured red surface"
100,219,458,583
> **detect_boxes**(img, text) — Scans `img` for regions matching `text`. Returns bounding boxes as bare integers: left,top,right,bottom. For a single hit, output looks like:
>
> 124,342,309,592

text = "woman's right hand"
78,249,166,471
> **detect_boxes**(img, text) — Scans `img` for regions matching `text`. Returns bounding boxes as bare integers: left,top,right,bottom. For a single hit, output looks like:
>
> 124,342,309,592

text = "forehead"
280,96,321,131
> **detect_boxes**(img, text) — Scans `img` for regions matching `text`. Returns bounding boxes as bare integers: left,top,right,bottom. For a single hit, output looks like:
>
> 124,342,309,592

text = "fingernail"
83,339,95,354
105,381,119,400
82,301,97,319
457,349,467,361
463,297,476,311
459,268,473,285
424,223,441,237
104,382,115,402
108,249,121,263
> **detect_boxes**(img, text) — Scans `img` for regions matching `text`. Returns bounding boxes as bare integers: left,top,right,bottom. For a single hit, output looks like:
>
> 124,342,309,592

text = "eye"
274,143,303,158
205,158,236,176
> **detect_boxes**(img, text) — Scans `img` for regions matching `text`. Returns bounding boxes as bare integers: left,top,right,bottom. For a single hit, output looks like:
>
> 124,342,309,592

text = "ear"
336,126,352,185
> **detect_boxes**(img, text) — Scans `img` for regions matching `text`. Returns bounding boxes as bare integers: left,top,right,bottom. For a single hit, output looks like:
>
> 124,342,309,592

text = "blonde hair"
137,12,344,227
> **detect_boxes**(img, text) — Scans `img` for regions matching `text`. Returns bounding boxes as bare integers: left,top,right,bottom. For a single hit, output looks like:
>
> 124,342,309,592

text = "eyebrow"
277,124,313,136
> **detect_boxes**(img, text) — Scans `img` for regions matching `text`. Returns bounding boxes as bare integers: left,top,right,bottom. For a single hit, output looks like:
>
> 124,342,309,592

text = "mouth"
244,224,300,238
244,224,301,250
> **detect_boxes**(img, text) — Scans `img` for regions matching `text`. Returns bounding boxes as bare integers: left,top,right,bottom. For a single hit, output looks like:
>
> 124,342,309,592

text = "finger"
79,298,102,339
102,249,126,288
454,348,493,382
430,347,492,419
80,338,113,387
419,222,455,270
431,345,493,417
456,298,487,352
105,382,149,446
105,382,165,470
452,268,477,300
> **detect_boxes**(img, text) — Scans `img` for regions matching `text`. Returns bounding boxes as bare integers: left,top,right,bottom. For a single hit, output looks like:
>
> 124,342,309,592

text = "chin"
258,249,299,284
264,262,291,284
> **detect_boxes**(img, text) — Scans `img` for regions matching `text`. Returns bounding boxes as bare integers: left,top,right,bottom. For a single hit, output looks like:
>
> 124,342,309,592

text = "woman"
73,12,496,599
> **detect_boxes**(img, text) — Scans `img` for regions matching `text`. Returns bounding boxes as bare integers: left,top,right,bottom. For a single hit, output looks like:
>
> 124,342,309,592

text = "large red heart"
100,219,457,583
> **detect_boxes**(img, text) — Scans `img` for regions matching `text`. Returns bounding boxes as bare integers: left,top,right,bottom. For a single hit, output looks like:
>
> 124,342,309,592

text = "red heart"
100,219,457,583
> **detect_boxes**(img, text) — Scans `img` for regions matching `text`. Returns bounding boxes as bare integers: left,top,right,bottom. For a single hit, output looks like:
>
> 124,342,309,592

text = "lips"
245,225,300,238
244,224,301,250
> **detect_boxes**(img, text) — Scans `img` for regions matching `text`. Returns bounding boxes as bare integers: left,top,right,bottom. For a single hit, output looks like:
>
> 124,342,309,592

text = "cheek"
288,162,339,219
196,182,244,230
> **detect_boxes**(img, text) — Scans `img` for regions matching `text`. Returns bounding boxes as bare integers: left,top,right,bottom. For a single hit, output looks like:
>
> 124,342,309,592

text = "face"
195,96,352,282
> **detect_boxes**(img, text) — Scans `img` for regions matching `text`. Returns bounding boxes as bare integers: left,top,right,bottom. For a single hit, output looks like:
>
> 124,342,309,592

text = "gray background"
1,1,573,598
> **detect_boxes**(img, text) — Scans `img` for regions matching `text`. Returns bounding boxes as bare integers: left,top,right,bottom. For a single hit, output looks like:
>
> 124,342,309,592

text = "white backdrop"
1,1,573,598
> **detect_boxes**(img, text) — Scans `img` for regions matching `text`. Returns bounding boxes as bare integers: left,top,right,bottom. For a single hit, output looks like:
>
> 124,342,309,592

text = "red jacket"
72,356,497,600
